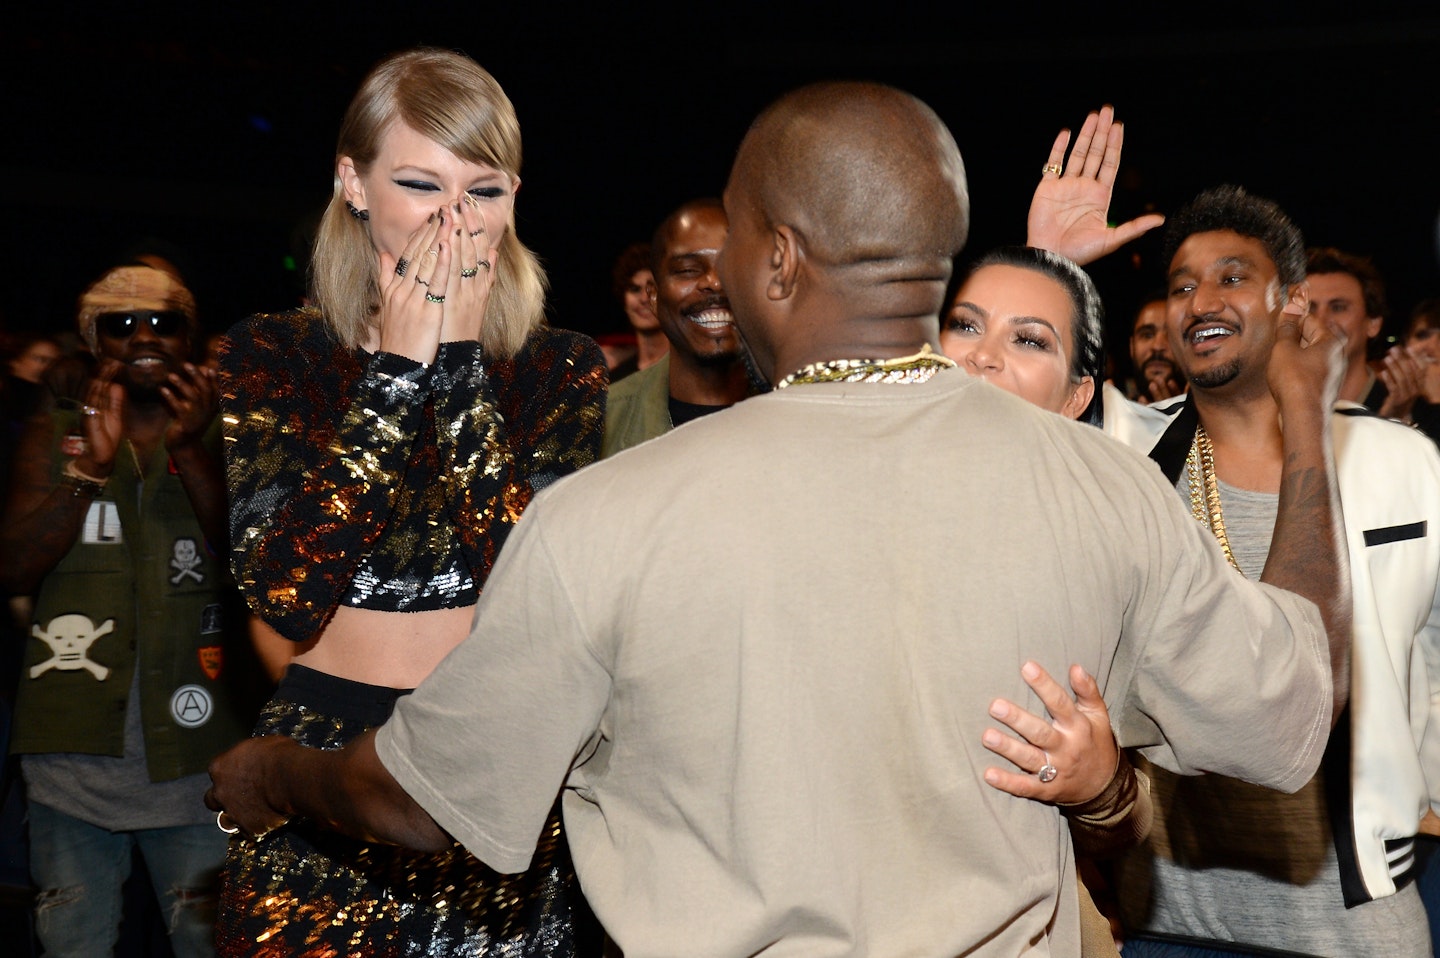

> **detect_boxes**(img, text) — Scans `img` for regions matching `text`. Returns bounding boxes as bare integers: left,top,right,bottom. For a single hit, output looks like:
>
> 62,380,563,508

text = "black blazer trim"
1363,521,1427,547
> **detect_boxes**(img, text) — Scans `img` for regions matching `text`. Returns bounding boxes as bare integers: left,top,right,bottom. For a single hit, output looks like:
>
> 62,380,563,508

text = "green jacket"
601,353,672,459
11,406,254,781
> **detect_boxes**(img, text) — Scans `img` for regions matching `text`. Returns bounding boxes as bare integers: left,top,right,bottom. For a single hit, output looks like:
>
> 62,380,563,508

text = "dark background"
5,2,1439,369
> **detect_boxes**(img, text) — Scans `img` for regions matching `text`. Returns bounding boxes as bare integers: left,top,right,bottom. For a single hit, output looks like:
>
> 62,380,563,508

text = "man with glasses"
0,260,257,957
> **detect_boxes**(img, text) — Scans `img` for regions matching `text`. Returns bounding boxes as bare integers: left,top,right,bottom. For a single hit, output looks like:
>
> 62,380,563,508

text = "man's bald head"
719,82,971,381
728,82,969,275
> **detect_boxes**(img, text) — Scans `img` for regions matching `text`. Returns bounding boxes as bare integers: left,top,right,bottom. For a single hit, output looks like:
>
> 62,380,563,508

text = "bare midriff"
291,604,477,690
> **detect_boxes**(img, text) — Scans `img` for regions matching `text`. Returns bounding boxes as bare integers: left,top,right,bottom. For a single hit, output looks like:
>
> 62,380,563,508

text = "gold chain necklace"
125,439,149,479
1184,424,1241,572
775,343,955,389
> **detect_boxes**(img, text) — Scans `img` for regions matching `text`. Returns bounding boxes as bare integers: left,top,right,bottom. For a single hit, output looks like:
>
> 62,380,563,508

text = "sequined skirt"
216,665,598,957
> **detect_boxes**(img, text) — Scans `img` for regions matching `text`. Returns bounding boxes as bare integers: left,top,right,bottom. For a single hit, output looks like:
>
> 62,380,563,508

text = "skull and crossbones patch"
170,537,204,585
31,613,113,680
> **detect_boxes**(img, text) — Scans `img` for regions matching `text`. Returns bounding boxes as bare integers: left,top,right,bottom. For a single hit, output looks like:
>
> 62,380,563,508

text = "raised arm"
0,369,122,594
162,362,228,551
429,329,605,584
221,314,435,641
1025,105,1165,267
1261,305,1352,722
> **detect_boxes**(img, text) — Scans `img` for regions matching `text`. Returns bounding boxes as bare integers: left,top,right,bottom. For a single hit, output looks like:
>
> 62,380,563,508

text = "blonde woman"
214,48,605,955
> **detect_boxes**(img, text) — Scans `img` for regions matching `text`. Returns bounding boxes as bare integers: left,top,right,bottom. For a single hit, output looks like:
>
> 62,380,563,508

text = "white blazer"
1105,390,1440,905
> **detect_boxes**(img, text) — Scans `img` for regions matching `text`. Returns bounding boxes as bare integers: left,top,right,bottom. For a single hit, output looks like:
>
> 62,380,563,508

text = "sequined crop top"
220,309,606,642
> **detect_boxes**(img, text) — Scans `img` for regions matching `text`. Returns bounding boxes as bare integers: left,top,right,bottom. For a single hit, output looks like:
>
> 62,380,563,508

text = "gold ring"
217,810,240,835
1041,163,1063,176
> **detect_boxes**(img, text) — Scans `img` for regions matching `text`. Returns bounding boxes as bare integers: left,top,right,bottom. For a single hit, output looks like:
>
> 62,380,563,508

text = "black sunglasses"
95,310,187,340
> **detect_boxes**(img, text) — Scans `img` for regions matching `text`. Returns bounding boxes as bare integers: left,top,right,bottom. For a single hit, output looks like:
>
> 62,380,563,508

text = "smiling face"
78,266,195,397
652,204,739,366
623,269,659,333
1165,230,1302,394
339,121,516,276
1130,300,1179,389
1408,316,1440,364
941,264,1093,419
1307,270,1381,367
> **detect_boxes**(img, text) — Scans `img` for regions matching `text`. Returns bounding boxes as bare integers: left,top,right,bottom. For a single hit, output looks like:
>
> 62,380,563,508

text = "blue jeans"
27,802,226,958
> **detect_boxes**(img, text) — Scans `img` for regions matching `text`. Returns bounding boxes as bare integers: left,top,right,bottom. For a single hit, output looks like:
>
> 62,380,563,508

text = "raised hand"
162,362,220,450
1144,368,1186,405
375,208,450,363
1026,105,1165,267
1376,345,1423,422
982,661,1119,805
438,192,500,344
1269,298,1345,415
75,360,126,478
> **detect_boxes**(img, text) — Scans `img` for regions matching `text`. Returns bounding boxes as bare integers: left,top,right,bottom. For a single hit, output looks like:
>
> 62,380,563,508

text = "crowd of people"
1,44,1439,958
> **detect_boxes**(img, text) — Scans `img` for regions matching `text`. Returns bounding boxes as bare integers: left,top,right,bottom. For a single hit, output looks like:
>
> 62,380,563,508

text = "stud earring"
345,200,370,222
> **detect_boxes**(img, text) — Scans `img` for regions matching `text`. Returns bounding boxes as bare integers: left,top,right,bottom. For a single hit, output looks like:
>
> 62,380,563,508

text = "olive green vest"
11,407,254,781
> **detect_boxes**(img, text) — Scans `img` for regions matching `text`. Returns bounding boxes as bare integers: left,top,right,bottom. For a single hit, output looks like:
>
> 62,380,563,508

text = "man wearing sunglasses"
0,260,257,957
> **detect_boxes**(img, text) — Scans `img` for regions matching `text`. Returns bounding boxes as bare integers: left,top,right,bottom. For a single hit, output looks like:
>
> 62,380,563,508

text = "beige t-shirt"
378,370,1330,958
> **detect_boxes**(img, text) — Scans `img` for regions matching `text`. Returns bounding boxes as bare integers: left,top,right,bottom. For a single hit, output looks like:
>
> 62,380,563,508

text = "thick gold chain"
775,343,955,389
1184,424,1241,573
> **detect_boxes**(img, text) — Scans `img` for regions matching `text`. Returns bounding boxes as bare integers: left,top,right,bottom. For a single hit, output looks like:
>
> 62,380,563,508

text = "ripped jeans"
28,801,227,957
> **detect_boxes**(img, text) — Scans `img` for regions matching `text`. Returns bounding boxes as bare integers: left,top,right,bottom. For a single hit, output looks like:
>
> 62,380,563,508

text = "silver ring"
1041,163,1063,176
425,247,439,258
217,810,239,835
395,257,409,278
1037,752,1058,783
82,405,98,417
425,292,446,304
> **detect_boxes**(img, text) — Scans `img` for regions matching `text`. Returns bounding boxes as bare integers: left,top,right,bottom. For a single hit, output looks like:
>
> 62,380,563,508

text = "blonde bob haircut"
312,48,547,358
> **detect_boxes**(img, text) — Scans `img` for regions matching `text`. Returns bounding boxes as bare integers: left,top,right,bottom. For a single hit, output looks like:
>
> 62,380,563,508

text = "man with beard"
1110,186,1440,957
0,261,257,957
1129,292,1184,404
208,87,1353,956
602,198,752,457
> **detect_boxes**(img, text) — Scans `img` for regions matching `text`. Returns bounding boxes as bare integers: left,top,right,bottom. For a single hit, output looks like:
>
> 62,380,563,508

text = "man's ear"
768,225,801,301
338,157,364,208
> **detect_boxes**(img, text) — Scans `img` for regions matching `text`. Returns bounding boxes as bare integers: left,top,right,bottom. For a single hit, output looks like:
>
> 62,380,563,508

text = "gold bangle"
62,460,108,497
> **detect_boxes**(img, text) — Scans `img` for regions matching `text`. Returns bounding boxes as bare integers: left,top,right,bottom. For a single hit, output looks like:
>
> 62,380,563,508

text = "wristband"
62,460,108,498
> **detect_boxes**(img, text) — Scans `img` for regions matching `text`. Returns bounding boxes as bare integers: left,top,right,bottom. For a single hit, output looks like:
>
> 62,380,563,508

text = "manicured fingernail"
428,213,435,223
456,227,462,236
454,202,461,214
